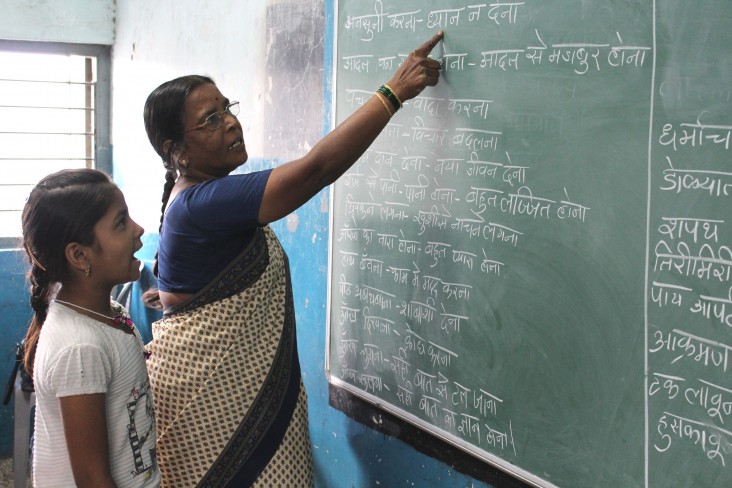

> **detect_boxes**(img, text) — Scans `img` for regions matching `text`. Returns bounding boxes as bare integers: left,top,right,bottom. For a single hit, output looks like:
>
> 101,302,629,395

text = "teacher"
142,31,443,487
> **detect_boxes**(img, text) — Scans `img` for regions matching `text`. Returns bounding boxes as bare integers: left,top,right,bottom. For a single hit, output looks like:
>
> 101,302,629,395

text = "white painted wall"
112,0,267,233
0,0,114,44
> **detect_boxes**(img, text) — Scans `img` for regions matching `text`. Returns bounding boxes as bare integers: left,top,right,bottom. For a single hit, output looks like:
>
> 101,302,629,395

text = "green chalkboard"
326,1,732,487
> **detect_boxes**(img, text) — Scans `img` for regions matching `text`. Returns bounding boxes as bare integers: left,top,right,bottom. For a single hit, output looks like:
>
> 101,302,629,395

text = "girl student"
21,168,160,487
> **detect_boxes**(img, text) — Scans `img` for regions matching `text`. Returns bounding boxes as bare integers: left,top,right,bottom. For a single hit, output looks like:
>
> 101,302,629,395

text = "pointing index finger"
414,30,444,57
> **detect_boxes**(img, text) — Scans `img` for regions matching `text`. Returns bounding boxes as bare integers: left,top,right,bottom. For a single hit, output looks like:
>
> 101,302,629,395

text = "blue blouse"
157,170,273,293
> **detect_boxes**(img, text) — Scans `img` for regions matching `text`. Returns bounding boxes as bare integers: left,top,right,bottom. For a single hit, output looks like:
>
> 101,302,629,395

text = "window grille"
0,41,110,244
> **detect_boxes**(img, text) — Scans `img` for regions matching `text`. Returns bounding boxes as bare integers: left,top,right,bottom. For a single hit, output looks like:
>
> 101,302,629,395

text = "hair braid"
151,168,177,279
23,265,52,376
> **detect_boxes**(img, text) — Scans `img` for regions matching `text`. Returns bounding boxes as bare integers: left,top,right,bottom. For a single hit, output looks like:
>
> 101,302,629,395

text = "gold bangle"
375,92,394,117
382,84,403,108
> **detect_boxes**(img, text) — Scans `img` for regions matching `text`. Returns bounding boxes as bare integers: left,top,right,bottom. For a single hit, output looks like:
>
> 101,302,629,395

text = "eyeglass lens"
204,102,240,130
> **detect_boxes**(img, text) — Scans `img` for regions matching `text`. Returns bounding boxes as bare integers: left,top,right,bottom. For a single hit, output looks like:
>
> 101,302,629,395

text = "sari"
146,226,314,487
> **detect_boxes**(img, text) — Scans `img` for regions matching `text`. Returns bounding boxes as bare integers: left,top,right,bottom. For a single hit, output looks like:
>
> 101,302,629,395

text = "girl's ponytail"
23,264,52,377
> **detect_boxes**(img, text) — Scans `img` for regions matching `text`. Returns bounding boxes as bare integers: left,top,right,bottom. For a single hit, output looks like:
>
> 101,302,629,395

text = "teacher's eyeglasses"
184,101,240,132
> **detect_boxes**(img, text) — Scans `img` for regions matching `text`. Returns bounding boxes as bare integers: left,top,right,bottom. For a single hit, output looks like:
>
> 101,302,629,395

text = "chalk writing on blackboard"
329,1,732,487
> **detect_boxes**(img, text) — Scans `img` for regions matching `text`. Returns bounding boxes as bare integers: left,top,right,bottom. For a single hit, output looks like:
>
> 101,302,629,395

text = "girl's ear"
64,242,91,275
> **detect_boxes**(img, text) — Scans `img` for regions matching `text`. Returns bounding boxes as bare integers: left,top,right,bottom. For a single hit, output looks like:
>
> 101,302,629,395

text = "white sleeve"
47,343,112,398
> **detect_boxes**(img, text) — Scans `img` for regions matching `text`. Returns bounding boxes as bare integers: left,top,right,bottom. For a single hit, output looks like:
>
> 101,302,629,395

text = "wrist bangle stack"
375,92,394,117
377,84,402,112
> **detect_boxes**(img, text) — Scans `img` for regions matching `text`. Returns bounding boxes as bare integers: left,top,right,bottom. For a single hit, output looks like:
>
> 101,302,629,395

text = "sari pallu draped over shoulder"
146,226,314,487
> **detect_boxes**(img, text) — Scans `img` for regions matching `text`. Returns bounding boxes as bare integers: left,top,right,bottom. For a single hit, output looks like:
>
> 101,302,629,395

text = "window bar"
85,57,94,169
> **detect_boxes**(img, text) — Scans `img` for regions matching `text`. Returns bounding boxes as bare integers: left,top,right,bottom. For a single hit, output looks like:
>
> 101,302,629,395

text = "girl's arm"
258,31,444,224
60,393,117,488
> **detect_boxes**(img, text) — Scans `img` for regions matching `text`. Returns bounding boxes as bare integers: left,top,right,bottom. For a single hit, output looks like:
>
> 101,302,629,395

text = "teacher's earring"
84,266,91,279
179,159,189,176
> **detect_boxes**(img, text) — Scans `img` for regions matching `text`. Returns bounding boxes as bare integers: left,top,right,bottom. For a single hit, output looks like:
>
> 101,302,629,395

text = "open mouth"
228,138,244,150
133,243,143,262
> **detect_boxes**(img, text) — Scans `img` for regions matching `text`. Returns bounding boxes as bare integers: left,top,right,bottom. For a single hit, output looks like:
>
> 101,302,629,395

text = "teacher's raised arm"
258,30,444,223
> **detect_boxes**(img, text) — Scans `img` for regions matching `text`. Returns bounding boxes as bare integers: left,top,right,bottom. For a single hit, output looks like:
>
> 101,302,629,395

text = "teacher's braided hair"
142,74,214,278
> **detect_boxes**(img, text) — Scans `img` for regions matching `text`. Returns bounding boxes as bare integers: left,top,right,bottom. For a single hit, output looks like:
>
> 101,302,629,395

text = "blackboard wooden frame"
327,372,547,486
328,383,531,488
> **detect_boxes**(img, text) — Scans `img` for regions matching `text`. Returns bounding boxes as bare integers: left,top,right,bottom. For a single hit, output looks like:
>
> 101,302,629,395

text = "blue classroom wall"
0,249,34,458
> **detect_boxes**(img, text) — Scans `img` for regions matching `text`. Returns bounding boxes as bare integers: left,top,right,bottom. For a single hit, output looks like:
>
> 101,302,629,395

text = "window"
0,41,110,245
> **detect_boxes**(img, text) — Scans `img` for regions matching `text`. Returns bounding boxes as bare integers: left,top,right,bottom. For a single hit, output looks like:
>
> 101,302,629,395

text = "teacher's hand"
386,31,444,103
